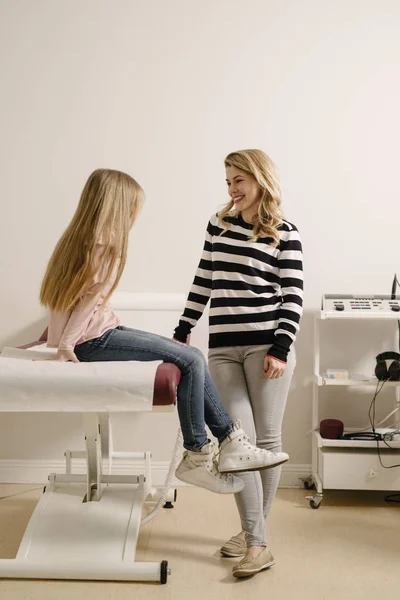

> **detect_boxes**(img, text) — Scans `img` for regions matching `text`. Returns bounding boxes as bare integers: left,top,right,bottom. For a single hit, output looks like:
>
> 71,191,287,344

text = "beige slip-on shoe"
232,547,275,578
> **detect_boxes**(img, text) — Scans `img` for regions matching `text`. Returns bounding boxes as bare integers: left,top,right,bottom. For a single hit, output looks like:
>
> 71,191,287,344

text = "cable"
0,487,42,501
305,405,400,438
391,273,400,352
390,273,397,299
368,379,400,469
397,321,400,352
377,274,400,499
140,427,183,525
344,406,399,434
384,492,400,504
0,432,182,519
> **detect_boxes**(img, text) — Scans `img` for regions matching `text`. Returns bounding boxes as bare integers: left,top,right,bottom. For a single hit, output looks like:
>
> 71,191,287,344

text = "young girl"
40,168,288,498
173,150,303,577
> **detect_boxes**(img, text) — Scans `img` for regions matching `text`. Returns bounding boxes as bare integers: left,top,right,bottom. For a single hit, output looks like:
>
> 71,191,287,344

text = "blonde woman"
40,168,288,500
173,150,303,577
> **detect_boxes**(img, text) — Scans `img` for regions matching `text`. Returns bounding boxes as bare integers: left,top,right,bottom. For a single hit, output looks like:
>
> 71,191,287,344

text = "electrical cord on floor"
0,431,183,516
0,487,42,501
384,492,400,504
140,427,183,525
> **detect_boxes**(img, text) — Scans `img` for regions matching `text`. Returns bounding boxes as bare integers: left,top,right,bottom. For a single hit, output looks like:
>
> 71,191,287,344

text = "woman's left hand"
264,355,286,379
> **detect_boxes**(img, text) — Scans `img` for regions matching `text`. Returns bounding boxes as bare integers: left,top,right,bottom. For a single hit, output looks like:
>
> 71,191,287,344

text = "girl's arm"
54,246,119,357
57,283,105,351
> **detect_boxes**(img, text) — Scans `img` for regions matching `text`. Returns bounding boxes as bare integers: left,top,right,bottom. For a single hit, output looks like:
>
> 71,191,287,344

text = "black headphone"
375,351,400,381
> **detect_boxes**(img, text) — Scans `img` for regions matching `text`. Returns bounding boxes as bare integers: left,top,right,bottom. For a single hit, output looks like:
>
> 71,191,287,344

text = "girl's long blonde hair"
220,149,283,246
40,169,144,312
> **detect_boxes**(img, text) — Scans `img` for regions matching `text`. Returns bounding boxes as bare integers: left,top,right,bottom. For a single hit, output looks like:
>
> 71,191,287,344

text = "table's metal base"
0,413,173,583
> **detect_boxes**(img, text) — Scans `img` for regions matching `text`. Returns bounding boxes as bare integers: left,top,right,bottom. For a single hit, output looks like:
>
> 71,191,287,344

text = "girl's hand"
264,355,286,379
39,349,80,363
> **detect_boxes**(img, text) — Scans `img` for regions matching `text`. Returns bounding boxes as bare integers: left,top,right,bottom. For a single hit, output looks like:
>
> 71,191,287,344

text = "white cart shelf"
314,375,400,387
305,306,400,508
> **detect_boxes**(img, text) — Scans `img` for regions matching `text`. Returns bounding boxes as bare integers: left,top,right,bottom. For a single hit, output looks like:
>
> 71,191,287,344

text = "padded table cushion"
0,343,180,411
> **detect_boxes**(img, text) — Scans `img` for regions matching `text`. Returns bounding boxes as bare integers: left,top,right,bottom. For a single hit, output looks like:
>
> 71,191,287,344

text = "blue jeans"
75,326,234,451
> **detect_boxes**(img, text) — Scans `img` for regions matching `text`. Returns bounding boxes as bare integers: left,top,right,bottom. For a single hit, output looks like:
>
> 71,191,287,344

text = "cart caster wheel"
160,560,169,584
310,500,321,509
43,486,46,494
304,481,311,490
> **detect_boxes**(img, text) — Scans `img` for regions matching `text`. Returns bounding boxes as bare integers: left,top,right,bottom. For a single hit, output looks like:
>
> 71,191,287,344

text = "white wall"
1,0,400,476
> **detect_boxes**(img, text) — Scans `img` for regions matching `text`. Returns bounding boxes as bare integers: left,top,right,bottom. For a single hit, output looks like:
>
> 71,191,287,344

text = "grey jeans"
208,344,296,547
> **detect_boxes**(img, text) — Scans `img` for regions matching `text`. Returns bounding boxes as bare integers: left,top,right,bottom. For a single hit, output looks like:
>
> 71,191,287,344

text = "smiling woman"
173,148,303,578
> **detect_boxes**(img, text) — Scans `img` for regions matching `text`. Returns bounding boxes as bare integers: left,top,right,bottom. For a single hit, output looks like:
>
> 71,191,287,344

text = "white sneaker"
218,421,289,473
175,441,245,494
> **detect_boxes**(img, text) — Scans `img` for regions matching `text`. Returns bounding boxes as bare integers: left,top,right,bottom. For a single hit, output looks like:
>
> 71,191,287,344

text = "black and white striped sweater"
174,213,304,362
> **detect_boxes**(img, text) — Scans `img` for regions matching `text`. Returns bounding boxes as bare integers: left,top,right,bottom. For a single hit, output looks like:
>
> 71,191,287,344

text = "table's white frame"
0,293,185,584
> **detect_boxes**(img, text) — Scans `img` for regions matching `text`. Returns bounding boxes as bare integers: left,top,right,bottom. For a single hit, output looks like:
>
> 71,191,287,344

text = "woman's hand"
264,355,286,379
172,337,188,344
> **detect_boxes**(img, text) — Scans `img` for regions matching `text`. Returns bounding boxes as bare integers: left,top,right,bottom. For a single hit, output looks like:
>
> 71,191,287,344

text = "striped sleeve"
267,224,304,362
173,219,214,342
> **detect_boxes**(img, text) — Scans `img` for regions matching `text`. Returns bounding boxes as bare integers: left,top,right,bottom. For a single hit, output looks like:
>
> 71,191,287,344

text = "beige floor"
0,483,399,600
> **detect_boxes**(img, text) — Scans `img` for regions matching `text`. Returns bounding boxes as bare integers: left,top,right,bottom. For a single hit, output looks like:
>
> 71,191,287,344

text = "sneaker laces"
232,420,263,453
204,455,235,482
226,428,270,456
238,436,264,453
229,430,264,454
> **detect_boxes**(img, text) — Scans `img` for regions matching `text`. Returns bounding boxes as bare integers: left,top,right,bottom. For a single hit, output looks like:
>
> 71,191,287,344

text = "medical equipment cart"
304,295,400,508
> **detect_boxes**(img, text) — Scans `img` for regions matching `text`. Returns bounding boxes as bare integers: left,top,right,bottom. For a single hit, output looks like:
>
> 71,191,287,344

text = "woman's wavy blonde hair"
40,168,144,312
219,149,283,245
